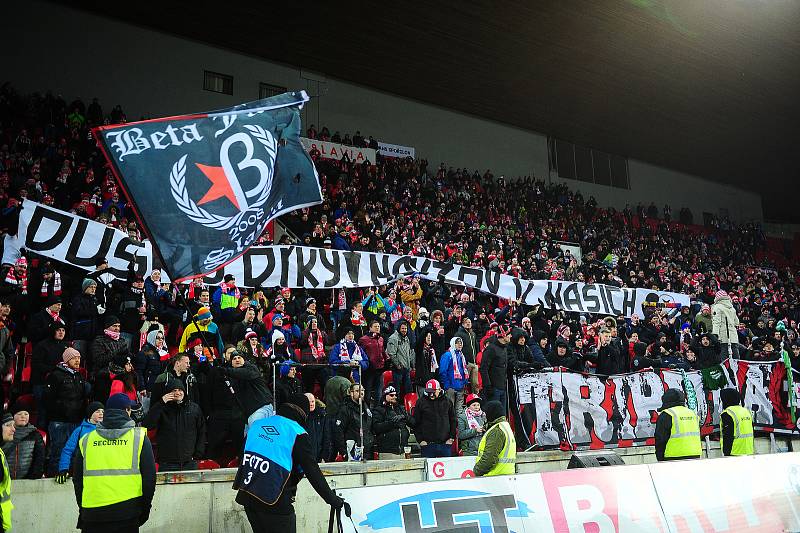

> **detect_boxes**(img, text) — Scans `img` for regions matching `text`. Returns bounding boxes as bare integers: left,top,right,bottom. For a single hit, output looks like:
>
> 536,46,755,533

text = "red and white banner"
517,358,798,451
339,453,800,532
300,137,376,163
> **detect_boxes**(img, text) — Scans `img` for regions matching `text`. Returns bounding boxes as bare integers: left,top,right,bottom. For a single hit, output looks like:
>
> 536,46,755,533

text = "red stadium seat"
226,457,239,468
37,428,47,447
404,392,417,413
382,370,392,389
197,459,220,470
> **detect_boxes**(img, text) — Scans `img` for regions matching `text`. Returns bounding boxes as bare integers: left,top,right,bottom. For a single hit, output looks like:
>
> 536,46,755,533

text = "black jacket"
221,361,274,418
455,327,478,365
30,337,69,386
134,343,163,392
152,368,201,408
27,309,65,345
305,404,328,462
142,398,206,463
68,293,99,342
275,375,302,408
409,393,456,444
593,339,627,375
372,402,410,454
73,409,156,526
334,398,374,457
546,349,584,372
45,365,88,423
480,337,509,392
207,363,244,418
89,334,131,373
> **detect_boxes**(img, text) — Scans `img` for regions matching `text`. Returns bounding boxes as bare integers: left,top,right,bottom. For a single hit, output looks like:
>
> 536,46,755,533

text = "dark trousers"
392,369,412,402
420,443,453,458
159,460,197,472
244,506,296,533
362,367,384,407
81,521,139,533
47,421,78,476
206,414,245,464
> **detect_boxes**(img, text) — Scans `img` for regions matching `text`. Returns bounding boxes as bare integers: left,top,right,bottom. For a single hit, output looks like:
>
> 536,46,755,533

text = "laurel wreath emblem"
170,125,276,231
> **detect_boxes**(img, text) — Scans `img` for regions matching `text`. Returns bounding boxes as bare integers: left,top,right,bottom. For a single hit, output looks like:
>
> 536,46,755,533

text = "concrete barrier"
11,436,794,532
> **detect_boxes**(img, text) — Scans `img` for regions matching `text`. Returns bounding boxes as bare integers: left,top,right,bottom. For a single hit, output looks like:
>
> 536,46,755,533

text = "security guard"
72,394,156,533
719,388,754,456
474,400,516,476
655,388,702,461
0,413,16,532
234,393,346,533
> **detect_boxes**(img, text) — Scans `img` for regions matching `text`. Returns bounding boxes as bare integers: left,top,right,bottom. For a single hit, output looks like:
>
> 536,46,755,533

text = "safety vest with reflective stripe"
0,447,13,531
477,420,516,476
79,427,145,508
721,405,754,456
664,406,702,459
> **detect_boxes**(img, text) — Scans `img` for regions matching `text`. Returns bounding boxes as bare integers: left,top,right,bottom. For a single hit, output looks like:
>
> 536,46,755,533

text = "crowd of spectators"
0,83,798,476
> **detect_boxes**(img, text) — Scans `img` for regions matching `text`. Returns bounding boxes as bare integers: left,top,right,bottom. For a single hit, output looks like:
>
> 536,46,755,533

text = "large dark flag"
94,91,322,281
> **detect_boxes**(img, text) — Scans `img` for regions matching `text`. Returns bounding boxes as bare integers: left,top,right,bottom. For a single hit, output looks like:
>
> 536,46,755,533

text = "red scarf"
4,268,26,295
308,330,325,360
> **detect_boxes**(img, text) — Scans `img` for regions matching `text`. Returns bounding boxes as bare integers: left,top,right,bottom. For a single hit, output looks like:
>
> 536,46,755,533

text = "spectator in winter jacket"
329,328,369,382
387,322,414,402
712,290,741,359
480,325,513,412
508,329,537,372
455,317,481,390
457,394,486,456
691,332,722,369
334,383,373,461
55,401,104,483
547,339,584,372
1,405,45,479
322,376,353,461
44,347,88,476
179,306,224,358
304,393,329,462
28,295,66,345
31,321,69,427
414,330,439,396
473,400,516,477
68,278,100,355
205,346,245,465
371,385,410,459
408,379,456,458
693,304,713,334
299,318,330,394
275,362,302,408
152,353,200,406
142,378,206,472
89,314,131,373
589,327,628,375
220,355,275,433
135,329,168,393
439,337,469,414
359,321,388,407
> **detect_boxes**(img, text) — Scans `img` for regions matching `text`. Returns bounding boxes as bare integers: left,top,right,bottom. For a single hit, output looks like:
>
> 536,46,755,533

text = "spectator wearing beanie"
143,378,205,472
89,314,131,373
28,295,65,345
43,346,87,476
371,385,410,459
712,290,741,359
30,320,69,428
1,404,44,479
275,362,302,408
55,401,104,483
179,306,224,358
68,278,100,357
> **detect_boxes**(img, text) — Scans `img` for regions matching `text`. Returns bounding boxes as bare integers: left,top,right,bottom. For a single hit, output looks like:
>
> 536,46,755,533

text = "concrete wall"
2,1,762,222
11,437,791,532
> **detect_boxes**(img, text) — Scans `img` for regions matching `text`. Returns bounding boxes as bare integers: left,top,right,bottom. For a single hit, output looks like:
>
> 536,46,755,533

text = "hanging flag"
94,91,322,281
602,253,619,269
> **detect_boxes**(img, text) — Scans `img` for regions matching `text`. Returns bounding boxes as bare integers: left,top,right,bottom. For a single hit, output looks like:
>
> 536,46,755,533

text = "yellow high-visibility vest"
0,447,13,531
79,427,145,508
476,420,516,476
664,406,702,459
721,405,754,456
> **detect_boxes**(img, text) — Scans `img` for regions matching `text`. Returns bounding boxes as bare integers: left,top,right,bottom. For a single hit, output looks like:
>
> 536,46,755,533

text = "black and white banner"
516,358,798,450
15,201,689,317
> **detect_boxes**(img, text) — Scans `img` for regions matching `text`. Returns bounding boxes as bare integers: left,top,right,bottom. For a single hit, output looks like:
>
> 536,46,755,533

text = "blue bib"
233,415,307,505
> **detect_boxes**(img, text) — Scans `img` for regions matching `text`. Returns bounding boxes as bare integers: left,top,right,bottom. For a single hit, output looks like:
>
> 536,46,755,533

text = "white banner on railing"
426,456,476,481
299,137,376,163
15,202,689,317
339,454,800,533
377,141,415,159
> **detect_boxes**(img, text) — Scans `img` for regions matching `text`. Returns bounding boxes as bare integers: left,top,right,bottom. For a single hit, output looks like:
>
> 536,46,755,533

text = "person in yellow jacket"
72,394,156,533
719,388,754,456
473,400,516,476
0,413,16,532
655,388,702,461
